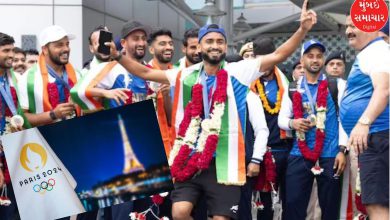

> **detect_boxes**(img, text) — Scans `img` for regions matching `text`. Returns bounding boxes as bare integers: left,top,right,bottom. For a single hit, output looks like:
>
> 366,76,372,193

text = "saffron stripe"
170,71,182,141
84,61,117,109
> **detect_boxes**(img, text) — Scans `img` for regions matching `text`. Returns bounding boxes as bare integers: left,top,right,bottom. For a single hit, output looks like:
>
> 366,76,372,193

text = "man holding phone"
71,20,153,111
18,25,80,127
81,25,112,76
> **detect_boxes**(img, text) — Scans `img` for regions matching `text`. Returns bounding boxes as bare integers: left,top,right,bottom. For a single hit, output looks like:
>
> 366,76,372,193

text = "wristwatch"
358,116,372,126
339,145,349,155
289,119,294,130
49,110,57,120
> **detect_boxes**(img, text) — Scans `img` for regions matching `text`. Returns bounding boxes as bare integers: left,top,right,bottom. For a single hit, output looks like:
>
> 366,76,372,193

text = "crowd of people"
0,0,388,219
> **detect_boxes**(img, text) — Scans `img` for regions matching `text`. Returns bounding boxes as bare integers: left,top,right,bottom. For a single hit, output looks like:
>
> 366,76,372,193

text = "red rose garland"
130,193,169,220
254,150,277,192
170,69,228,182
170,84,203,179
47,78,75,108
47,83,60,108
151,194,164,205
293,80,328,164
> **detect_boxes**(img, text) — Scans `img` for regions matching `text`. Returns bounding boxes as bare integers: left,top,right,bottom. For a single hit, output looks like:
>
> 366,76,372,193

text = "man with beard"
18,25,79,127
174,28,201,69
146,28,175,158
248,37,291,220
278,40,348,220
71,20,152,112
339,15,389,220
12,47,26,76
81,25,112,76
106,1,316,219
0,32,25,220
148,29,174,72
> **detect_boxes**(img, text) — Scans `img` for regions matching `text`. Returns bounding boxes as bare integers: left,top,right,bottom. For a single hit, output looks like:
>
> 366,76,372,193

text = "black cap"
292,60,301,70
325,51,346,66
253,37,276,56
121,20,151,39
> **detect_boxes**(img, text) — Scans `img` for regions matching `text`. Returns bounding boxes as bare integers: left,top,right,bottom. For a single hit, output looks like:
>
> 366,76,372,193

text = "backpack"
288,76,339,115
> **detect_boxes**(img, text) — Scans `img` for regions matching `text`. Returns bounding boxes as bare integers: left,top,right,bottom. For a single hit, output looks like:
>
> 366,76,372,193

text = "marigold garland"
255,79,281,115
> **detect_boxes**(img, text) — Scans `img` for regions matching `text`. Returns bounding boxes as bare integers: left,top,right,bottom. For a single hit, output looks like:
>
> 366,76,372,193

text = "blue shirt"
264,78,278,103
0,76,6,134
200,70,248,139
106,73,148,108
290,76,339,158
340,38,389,135
262,78,288,150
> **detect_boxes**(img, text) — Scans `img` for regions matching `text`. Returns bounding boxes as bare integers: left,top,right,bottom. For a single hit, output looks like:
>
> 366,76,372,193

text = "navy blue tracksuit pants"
285,156,341,220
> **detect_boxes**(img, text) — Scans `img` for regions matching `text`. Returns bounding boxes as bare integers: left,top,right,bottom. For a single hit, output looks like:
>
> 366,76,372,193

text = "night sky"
38,100,167,192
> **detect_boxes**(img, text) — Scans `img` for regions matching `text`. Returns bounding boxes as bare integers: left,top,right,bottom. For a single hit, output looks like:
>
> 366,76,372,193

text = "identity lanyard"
200,70,217,119
46,65,70,90
0,71,17,116
302,75,319,114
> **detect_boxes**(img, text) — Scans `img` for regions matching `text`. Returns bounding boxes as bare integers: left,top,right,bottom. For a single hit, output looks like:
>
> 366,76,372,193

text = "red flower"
191,84,203,117
355,193,367,215
197,134,218,170
177,103,192,137
124,90,133,105
171,145,191,177
254,150,277,192
151,194,164,205
64,79,74,102
47,83,60,108
214,69,228,103
176,152,201,182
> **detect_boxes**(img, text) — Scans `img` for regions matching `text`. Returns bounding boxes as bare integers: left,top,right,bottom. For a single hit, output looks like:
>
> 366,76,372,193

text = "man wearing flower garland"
278,40,348,220
250,37,292,220
340,15,389,220
0,32,27,220
106,1,316,218
18,25,79,127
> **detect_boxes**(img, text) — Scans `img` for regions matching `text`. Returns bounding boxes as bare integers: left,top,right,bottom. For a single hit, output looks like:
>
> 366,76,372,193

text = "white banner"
2,128,85,220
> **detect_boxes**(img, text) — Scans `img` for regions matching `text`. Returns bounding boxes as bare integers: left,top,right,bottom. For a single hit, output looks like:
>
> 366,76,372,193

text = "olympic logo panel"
32,178,56,194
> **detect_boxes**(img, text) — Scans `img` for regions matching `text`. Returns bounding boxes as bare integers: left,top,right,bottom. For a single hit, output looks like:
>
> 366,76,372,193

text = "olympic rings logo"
33,178,56,193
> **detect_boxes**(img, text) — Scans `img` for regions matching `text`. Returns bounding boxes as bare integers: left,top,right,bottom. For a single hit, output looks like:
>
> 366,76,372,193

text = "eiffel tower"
118,114,145,174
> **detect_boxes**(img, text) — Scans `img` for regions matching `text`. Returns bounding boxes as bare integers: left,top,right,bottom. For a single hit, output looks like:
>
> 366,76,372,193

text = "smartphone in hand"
98,30,113,55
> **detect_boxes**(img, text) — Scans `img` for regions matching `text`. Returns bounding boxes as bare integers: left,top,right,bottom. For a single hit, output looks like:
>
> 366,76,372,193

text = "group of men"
0,0,388,219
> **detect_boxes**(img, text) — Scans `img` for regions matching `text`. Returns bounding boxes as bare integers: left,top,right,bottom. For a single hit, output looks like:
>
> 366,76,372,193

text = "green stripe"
27,65,37,114
70,76,89,110
182,70,200,107
10,69,32,129
216,97,229,182
173,60,181,69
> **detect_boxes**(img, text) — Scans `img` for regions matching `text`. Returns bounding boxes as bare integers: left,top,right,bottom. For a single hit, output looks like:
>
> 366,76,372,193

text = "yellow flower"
256,80,282,115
